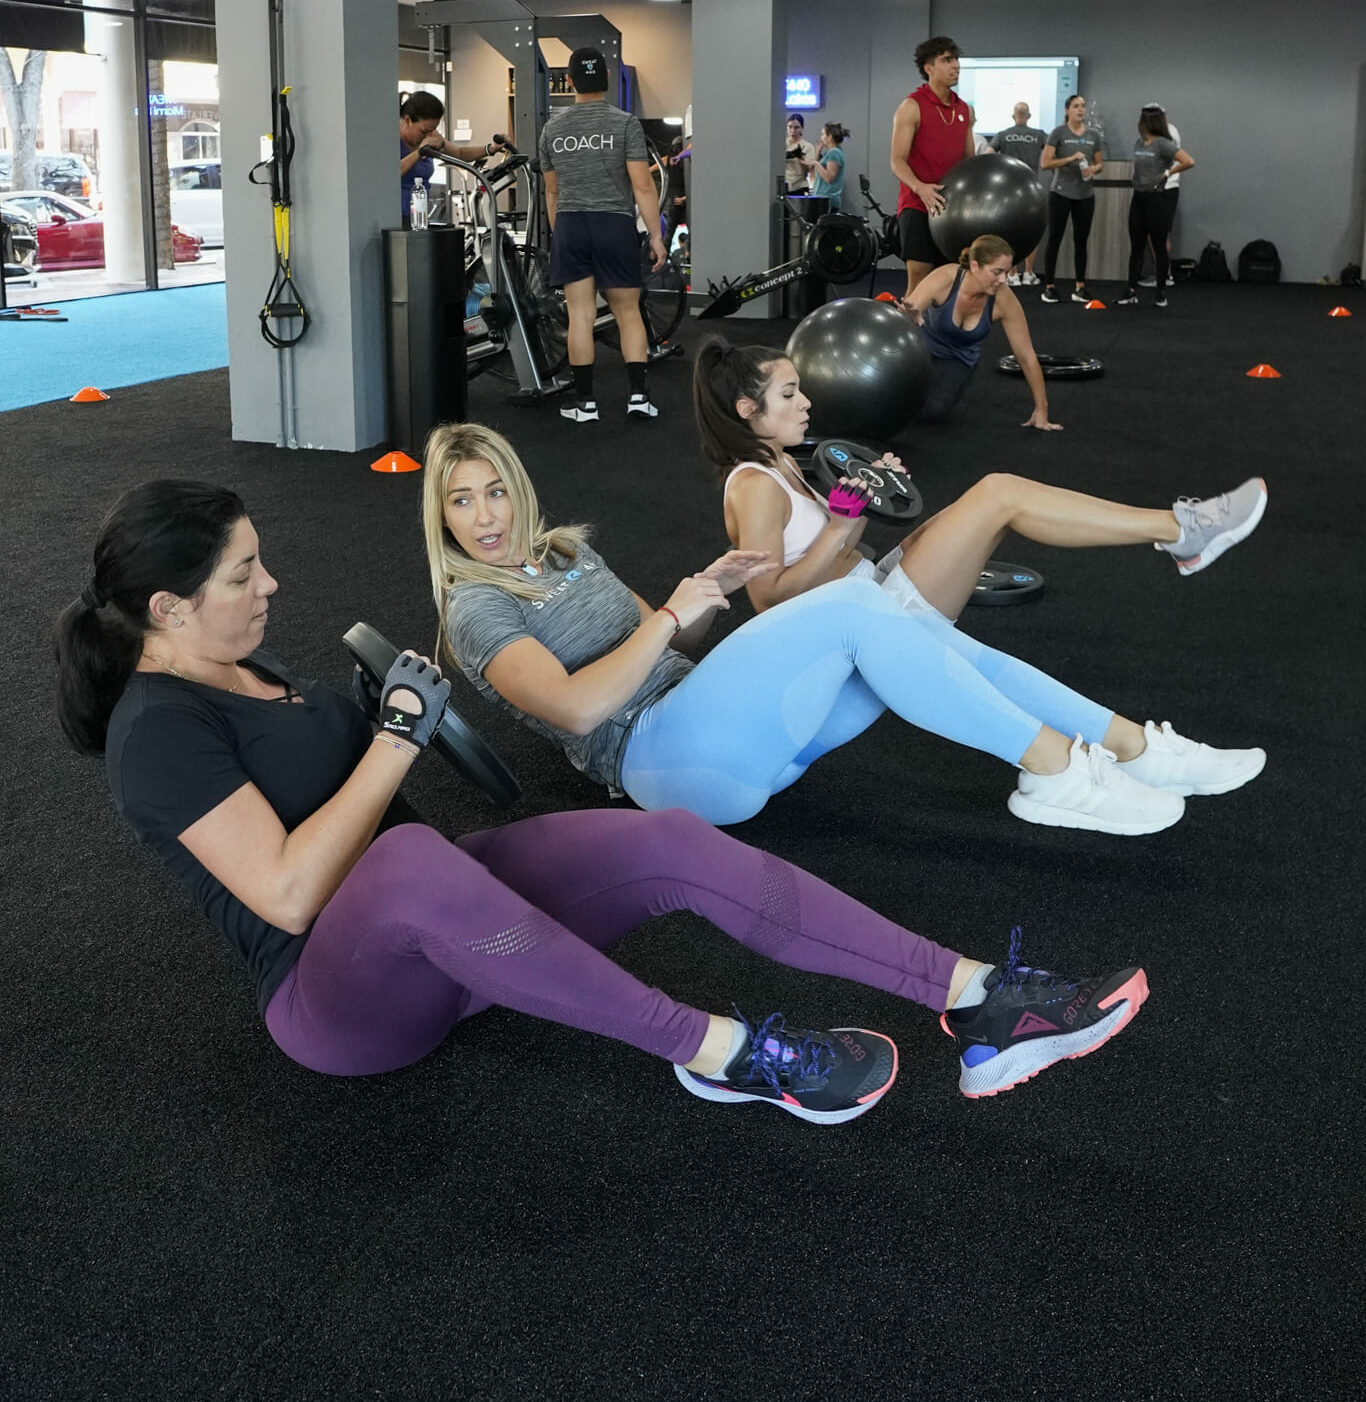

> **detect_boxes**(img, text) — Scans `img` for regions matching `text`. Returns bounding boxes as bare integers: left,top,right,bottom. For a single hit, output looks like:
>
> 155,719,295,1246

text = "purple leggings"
264,808,962,1076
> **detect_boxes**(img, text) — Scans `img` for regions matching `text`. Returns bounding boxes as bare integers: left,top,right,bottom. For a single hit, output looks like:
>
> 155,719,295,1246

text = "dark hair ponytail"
692,338,791,479
55,479,246,755
823,123,849,144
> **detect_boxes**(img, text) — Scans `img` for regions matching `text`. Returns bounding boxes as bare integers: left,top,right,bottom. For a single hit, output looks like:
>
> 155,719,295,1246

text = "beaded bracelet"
376,733,420,759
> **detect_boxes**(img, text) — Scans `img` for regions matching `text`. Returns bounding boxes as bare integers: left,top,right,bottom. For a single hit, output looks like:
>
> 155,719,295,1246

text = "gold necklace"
932,91,957,125
156,658,242,693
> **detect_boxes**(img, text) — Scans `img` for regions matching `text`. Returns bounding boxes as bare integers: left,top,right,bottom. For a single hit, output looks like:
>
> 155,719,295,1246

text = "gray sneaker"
1159,478,1268,575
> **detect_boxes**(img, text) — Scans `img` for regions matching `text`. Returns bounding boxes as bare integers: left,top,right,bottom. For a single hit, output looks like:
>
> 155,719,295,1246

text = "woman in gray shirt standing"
1043,98,1105,307
1039,95,1104,304
1117,106,1195,308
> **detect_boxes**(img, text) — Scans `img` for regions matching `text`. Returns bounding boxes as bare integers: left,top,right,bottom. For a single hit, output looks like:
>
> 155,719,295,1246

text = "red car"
0,190,202,269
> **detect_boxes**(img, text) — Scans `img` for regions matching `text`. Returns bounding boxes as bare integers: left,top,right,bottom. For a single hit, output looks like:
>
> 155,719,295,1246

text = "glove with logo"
827,480,869,519
379,653,451,750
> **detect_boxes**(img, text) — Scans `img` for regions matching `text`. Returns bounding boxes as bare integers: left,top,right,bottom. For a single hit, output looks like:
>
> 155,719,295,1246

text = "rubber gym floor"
3,280,1361,1400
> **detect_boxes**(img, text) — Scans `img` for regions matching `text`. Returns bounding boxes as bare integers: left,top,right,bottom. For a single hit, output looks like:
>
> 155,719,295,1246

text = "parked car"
168,160,223,246
0,150,95,200
1,191,202,270
2,203,39,278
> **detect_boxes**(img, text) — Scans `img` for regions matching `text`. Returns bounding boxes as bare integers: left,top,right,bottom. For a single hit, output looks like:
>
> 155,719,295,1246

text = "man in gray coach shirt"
540,47,668,424
994,102,1048,285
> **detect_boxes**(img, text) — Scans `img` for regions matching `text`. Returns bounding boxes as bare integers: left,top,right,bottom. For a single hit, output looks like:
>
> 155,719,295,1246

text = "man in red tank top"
890,36,975,296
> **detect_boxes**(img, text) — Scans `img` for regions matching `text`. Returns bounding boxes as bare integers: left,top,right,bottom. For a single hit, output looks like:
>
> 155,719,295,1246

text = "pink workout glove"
827,481,869,519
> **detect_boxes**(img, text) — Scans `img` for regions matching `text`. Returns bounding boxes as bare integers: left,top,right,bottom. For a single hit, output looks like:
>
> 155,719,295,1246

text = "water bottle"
410,177,428,230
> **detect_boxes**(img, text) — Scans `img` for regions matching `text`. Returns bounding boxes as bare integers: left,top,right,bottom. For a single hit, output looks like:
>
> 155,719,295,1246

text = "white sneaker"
1007,271,1022,286
1138,276,1158,288
1070,290,1089,304
1022,271,1040,286
1008,735,1185,835
560,400,599,423
626,393,659,418
1119,721,1266,797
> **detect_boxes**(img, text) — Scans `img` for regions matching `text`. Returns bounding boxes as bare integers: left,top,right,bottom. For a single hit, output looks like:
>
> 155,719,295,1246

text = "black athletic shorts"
550,211,642,288
898,206,942,266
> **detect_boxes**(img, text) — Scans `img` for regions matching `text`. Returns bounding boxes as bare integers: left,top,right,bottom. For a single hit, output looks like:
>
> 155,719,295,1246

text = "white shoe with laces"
1118,721,1266,797
1008,735,1185,835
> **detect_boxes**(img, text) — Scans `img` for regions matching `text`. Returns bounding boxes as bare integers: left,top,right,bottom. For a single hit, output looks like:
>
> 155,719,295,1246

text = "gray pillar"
691,0,786,317
217,0,395,450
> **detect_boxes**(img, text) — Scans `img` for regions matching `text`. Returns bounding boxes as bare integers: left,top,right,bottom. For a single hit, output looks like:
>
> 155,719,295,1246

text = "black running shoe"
674,1011,898,1124
940,929,1149,1098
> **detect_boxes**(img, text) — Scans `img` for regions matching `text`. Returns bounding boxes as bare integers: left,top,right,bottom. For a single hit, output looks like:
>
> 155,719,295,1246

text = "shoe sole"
626,407,658,418
1173,479,1268,575
1006,790,1184,835
673,1028,898,1125
959,970,1149,1098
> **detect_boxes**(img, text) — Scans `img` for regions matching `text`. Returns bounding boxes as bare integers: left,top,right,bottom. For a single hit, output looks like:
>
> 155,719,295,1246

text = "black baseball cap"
568,47,609,94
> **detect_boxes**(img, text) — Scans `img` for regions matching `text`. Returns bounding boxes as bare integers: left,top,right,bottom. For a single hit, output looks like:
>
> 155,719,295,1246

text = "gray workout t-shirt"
538,102,648,216
995,123,1047,171
444,542,693,790
1131,136,1178,192
1045,124,1103,199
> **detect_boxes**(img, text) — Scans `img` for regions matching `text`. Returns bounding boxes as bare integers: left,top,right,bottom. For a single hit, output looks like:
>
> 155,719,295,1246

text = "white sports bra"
723,458,828,566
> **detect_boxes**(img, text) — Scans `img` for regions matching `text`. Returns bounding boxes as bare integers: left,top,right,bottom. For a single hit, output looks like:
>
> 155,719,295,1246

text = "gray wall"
785,0,1364,283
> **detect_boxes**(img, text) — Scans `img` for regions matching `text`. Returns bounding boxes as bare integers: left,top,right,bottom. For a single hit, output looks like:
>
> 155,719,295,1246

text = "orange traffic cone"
1084,299,1106,310
370,450,421,474
70,386,110,402
1329,306,1352,317
1245,364,1282,379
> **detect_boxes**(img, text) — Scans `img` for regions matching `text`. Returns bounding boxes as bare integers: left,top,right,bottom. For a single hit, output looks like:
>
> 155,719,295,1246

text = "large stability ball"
929,154,1048,263
786,297,931,439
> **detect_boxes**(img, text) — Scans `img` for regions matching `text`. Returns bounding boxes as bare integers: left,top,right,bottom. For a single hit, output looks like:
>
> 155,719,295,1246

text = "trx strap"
252,0,309,349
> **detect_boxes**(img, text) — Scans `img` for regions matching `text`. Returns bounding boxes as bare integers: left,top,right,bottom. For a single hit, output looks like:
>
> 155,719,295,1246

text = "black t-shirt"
105,650,373,1014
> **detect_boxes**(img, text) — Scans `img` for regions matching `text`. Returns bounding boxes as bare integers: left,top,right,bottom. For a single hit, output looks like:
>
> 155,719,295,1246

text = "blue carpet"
0,282,227,411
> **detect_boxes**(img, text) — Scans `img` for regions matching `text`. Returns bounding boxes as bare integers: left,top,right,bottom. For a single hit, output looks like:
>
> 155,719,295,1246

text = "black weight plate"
804,216,879,285
997,354,1104,379
967,560,1045,607
343,622,522,808
805,438,924,524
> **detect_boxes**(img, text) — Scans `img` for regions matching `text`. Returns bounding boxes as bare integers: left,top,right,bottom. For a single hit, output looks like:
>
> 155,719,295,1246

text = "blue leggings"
620,578,1114,825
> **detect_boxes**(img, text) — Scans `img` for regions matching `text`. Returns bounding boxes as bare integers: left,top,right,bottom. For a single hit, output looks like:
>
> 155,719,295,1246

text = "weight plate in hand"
804,438,924,524
343,622,523,807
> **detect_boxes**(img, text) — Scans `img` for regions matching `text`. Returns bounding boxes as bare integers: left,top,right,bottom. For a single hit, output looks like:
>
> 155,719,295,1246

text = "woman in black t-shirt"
55,480,1151,1115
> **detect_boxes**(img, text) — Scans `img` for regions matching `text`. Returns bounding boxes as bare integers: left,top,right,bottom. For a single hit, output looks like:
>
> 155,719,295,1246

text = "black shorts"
898,207,942,266
550,211,642,289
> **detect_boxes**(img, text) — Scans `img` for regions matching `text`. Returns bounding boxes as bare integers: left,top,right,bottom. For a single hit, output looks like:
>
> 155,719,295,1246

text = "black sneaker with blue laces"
674,1011,898,1125
941,929,1149,1098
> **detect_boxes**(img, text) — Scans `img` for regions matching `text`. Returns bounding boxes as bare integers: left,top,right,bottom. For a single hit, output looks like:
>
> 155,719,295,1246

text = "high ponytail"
692,337,790,480
54,480,246,755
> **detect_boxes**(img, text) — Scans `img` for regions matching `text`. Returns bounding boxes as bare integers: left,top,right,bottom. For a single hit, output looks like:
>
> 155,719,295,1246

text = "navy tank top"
922,267,996,366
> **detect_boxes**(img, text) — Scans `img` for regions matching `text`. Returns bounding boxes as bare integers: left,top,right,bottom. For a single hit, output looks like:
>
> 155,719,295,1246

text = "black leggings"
1127,190,1174,291
1043,192,1096,286
917,356,977,423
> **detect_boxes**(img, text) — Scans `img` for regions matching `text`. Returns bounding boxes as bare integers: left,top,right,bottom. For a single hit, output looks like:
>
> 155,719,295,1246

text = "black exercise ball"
930,154,1048,263
786,297,931,440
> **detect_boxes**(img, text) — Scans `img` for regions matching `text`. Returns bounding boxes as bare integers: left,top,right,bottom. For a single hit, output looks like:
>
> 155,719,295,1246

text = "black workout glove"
379,653,451,750
352,663,382,720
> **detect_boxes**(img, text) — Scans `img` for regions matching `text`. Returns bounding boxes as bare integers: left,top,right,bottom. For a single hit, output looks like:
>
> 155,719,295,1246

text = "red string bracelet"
659,606,681,634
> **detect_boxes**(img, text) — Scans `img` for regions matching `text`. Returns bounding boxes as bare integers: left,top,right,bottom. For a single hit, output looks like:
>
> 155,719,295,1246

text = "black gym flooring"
3,281,1362,1399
